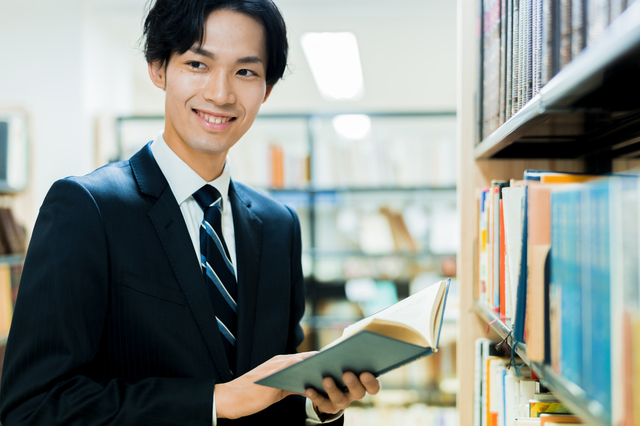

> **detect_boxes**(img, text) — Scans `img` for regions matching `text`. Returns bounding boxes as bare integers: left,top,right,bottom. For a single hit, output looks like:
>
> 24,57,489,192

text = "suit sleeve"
285,205,306,354
0,179,213,426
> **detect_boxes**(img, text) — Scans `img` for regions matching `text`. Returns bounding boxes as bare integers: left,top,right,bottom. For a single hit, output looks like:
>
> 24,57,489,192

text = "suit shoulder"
51,160,137,202
232,181,297,222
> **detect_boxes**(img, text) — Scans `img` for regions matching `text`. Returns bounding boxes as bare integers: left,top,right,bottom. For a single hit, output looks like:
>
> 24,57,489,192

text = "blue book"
552,187,583,388
583,180,611,419
513,186,528,342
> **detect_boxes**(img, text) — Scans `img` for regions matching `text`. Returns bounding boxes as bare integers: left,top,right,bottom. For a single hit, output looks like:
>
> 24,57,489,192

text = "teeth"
197,110,231,124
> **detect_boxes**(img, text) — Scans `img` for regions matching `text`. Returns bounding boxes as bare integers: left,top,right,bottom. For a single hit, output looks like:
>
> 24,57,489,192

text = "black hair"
143,0,288,86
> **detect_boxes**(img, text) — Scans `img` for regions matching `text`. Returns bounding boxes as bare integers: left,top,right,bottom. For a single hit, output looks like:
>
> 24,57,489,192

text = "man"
0,0,379,424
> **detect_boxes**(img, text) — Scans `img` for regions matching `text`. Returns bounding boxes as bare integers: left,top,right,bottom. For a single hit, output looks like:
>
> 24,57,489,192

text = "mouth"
193,109,237,125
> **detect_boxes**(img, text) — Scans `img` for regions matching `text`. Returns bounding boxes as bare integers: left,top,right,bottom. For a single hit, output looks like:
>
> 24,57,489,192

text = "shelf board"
473,302,609,426
475,1,640,161
268,185,456,195
307,249,451,258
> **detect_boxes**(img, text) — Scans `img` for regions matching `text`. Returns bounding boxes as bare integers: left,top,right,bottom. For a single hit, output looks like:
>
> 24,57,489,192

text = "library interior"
0,0,638,424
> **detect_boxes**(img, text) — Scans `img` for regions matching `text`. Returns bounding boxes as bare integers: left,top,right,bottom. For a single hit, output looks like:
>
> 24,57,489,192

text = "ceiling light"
332,114,372,140
300,32,365,101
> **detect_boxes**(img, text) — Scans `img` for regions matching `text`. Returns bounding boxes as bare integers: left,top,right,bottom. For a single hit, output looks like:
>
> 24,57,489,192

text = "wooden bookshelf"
474,1,640,167
456,0,640,425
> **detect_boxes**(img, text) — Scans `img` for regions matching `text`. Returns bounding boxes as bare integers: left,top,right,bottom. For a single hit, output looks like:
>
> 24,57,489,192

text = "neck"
163,133,227,182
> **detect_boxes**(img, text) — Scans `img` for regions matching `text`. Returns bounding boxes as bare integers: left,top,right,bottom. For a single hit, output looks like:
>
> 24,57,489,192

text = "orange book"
539,174,596,184
525,185,552,363
269,144,284,189
539,414,582,424
490,412,499,426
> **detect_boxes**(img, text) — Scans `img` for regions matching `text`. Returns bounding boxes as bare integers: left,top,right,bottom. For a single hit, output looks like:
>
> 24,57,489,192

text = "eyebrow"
189,46,263,65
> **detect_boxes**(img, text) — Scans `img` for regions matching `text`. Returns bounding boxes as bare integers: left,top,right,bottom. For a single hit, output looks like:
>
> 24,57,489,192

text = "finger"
322,377,350,410
359,372,381,395
305,387,335,415
342,372,366,400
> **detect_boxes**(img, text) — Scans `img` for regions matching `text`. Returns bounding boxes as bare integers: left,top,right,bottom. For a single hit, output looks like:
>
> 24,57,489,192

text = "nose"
202,70,236,106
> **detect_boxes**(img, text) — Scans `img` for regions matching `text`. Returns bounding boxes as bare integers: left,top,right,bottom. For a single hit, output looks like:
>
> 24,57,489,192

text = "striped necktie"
192,185,237,374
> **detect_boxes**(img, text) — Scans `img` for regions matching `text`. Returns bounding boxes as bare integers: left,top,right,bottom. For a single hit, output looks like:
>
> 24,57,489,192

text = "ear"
148,61,167,90
262,85,274,104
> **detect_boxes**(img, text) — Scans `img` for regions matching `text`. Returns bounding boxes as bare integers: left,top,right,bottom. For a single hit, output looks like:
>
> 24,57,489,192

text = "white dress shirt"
149,133,333,425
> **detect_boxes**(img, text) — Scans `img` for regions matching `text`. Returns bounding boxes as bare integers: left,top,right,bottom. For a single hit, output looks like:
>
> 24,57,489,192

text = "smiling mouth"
194,109,236,124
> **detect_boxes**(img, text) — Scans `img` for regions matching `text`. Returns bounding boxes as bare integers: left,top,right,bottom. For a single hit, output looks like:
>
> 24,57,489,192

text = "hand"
305,371,381,417
215,352,317,420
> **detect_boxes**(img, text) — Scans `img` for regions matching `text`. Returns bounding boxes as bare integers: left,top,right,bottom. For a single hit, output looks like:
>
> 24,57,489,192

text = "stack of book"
479,0,638,139
475,338,582,425
475,170,640,425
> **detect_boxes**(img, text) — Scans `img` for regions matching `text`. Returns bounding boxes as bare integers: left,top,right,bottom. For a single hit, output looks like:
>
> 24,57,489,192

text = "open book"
256,278,451,394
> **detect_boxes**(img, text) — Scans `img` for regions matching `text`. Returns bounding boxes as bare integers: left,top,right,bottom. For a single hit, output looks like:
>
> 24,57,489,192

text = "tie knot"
193,185,223,211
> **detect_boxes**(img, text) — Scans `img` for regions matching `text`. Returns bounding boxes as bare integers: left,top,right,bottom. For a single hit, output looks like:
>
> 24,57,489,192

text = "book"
581,179,611,416
559,0,572,68
550,186,583,387
503,185,526,324
256,279,451,394
571,0,586,58
609,176,637,426
513,184,529,342
539,414,582,424
524,184,552,363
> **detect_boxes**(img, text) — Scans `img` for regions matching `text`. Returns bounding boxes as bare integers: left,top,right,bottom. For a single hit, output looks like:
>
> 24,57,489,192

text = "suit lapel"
130,144,233,381
228,181,262,374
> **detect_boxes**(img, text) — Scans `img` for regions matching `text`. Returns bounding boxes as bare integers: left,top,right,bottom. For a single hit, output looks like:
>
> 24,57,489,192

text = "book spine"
475,339,489,426
494,185,501,313
587,0,611,46
513,185,529,342
532,0,543,96
500,199,507,318
541,0,558,86
588,180,612,417
580,185,593,397
571,0,586,58
524,0,534,104
558,188,583,387
559,0,573,68
506,0,514,120
512,0,521,116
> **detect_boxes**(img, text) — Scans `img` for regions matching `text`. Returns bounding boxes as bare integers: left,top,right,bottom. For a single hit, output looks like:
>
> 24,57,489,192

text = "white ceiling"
82,0,458,114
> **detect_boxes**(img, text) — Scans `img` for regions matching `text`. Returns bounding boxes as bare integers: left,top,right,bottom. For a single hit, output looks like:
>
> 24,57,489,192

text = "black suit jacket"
0,144,319,425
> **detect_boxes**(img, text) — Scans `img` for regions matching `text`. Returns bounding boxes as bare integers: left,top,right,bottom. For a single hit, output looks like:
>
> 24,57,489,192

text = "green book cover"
256,278,451,394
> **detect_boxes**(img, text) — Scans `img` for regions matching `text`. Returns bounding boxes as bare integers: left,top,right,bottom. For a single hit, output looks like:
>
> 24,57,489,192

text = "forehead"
196,8,268,59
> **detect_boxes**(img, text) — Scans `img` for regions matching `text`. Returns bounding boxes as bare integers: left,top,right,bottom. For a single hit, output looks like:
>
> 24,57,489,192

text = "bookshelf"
458,0,640,425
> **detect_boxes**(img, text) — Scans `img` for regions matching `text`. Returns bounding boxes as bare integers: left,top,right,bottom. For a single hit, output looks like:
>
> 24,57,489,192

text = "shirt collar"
149,132,231,209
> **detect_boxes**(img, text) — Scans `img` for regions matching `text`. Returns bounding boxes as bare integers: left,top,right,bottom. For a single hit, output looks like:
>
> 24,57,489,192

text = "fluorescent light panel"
300,32,365,101
332,114,372,140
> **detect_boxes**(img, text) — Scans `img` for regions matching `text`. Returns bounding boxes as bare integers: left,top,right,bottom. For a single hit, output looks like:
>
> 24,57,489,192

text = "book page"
343,279,447,348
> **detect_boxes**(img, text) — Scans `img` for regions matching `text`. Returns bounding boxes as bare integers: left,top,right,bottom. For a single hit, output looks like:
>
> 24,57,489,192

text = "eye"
187,61,207,70
237,69,257,77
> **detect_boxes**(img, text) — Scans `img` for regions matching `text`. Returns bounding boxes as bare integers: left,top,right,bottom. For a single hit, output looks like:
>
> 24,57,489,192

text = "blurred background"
0,0,459,424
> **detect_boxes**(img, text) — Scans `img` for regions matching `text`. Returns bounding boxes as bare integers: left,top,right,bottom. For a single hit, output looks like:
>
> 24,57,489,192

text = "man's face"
149,9,272,168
